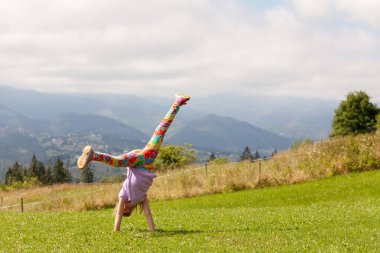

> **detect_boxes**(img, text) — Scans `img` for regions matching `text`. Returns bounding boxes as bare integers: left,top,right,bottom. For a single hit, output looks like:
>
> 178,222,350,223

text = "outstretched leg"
141,94,190,170
77,94,190,170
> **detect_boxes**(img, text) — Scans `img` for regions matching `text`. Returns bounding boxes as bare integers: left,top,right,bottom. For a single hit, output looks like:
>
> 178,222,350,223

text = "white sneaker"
175,94,190,106
77,146,94,169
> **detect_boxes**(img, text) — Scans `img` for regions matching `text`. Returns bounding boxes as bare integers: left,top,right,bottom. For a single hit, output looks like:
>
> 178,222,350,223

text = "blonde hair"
113,200,143,217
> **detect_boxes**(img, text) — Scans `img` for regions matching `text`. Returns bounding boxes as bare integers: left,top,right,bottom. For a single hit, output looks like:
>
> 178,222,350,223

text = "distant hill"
0,85,173,135
0,85,99,120
254,99,337,140
193,94,338,140
0,108,149,173
168,114,292,153
0,105,47,164
0,104,29,127
0,131,47,164
0,86,339,139
53,113,147,142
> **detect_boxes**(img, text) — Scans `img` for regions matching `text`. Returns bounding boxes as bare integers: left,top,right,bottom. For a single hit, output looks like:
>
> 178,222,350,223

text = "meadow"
3,132,380,212
1,170,379,252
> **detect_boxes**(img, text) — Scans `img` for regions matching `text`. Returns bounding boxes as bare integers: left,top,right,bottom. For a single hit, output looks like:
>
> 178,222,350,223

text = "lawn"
0,170,379,252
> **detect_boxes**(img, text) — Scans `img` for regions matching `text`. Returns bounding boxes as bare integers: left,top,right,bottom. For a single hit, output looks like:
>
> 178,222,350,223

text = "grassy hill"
0,170,379,252
2,130,380,211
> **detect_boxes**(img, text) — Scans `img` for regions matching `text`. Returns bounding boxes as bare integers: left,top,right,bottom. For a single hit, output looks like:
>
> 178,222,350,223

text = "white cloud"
292,0,332,18
336,0,380,27
0,0,380,100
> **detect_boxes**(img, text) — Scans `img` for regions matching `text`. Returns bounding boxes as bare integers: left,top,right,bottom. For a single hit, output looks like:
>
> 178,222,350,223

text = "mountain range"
169,114,291,152
0,85,340,181
0,85,339,139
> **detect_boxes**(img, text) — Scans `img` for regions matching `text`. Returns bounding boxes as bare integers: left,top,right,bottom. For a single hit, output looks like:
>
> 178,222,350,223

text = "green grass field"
1,170,379,252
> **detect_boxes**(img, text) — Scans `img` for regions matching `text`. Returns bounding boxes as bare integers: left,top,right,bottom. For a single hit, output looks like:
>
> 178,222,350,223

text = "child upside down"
77,94,190,232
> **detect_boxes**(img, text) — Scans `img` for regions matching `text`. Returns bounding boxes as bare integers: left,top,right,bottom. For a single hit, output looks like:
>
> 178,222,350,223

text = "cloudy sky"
1,0,380,99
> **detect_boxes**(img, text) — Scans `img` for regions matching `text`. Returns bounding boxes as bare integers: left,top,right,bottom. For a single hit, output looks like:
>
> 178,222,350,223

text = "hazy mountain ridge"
0,85,339,181
0,86,338,140
168,114,292,153
254,99,338,139
53,113,147,141
0,86,195,137
192,94,338,140
0,103,30,127
0,85,340,144
0,85,339,151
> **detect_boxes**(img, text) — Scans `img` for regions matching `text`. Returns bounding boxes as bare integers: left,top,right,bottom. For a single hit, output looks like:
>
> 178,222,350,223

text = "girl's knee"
143,149,158,159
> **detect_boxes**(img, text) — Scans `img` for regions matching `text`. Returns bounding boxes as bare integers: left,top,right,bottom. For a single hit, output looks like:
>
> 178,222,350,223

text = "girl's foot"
77,145,94,169
175,94,190,106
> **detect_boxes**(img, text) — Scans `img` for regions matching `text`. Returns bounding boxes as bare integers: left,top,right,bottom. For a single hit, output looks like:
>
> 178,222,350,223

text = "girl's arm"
114,197,125,232
142,198,155,232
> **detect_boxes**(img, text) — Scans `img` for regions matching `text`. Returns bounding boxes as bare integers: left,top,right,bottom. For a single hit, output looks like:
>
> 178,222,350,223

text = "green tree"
330,91,380,137
37,161,46,183
63,167,72,183
240,146,253,162
253,150,260,160
43,161,54,185
53,157,71,183
376,114,380,132
5,162,25,185
28,154,46,183
81,164,94,183
208,152,216,162
154,144,197,170
28,154,39,178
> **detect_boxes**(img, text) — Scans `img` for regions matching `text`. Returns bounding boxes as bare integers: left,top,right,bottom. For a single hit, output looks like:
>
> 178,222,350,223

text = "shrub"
209,157,229,165
154,144,197,171
291,138,314,149
2,177,41,191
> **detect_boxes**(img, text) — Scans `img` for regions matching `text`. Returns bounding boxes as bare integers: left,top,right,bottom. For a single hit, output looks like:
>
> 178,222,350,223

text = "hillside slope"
168,114,292,152
53,113,147,142
0,86,339,139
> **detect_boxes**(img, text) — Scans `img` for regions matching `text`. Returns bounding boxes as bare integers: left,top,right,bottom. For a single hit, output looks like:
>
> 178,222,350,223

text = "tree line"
4,155,72,186
208,146,277,164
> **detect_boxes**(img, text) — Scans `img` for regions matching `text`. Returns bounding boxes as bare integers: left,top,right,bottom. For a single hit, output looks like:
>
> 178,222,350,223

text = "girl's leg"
114,197,125,232
77,146,145,169
91,148,145,168
77,94,190,170
141,94,190,170
142,198,155,232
